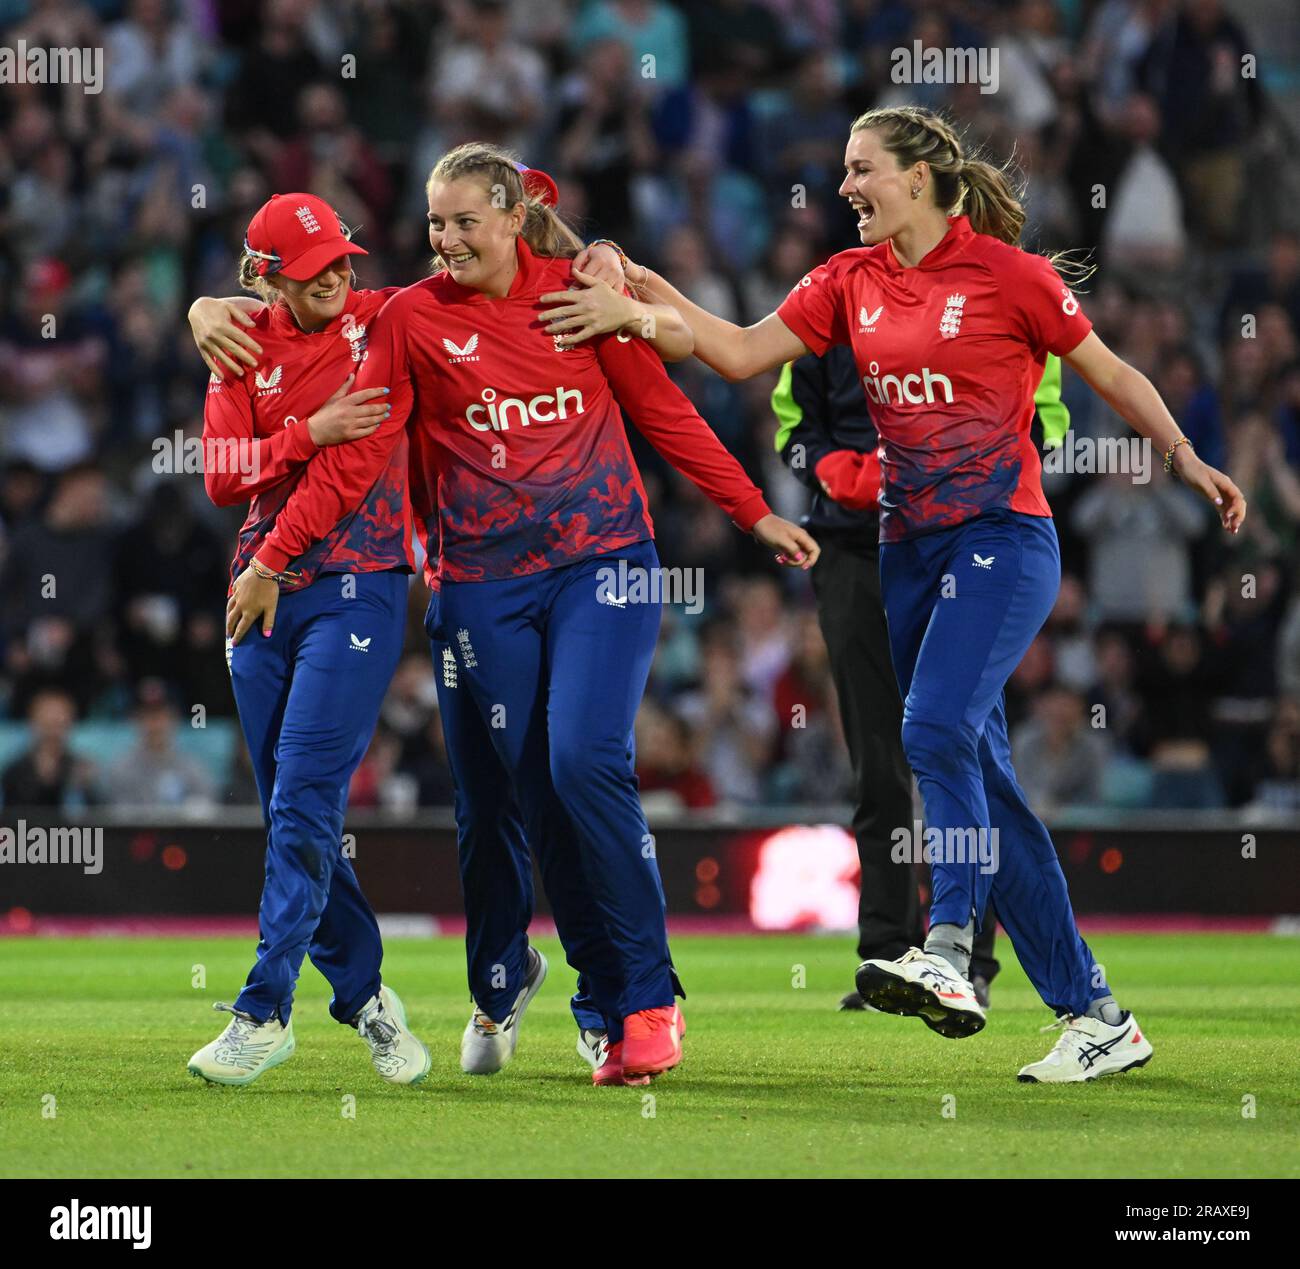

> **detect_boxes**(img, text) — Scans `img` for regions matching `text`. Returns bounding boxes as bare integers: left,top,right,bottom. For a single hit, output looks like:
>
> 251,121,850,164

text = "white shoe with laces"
855,947,986,1038
460,946,548,1075
188,1002,296,1086
1018,1011,1153,1083
354,985,431,1085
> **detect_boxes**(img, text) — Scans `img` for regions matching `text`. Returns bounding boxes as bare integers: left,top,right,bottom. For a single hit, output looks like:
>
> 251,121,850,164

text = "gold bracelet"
1163,436,1193,473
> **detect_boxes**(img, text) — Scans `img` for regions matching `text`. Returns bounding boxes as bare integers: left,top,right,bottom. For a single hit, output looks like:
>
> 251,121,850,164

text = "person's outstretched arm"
628,264,809,381
596,329,820,569
1066,332,1245,534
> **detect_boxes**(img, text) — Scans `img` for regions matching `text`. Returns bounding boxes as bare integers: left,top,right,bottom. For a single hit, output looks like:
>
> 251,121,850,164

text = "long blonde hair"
850,105,1093,285
425,143,584,269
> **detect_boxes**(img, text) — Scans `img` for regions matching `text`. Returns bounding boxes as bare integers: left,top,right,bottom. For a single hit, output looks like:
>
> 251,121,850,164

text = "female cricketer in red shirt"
240,144,818,1080
575,106,1246,1083
186,193,433,1086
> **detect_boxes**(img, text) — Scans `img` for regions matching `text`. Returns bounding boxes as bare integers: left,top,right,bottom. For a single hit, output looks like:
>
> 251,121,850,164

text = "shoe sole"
188,1035,296,1087
1017,1051,1153,1083
460,949,548,1075
855,963,985,1039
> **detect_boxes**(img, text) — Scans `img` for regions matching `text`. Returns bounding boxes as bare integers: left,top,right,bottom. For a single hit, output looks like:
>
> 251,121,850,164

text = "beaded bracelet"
586,238,630,271
1163,436,1193,474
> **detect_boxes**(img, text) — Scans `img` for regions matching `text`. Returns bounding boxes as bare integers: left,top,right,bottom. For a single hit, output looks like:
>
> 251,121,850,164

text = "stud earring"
911,187,921,199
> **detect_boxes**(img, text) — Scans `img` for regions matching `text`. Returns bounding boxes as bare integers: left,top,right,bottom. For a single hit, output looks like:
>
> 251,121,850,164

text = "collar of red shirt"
881,214,974,274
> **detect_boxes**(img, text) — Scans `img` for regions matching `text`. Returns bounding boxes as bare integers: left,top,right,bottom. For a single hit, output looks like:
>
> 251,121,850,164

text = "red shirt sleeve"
201,375,319,507
254,292,415,575
775,255,851,356
596,331,771,532
1002,250,1093,359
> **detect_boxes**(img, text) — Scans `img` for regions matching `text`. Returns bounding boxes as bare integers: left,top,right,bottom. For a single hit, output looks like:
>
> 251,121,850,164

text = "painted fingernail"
383,387,390,394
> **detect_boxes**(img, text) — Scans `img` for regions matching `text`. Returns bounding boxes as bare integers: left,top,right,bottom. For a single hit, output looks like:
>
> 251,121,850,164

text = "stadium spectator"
572,0,690,97
756,51,852,231
1072,470,1208,624
1043,574,1098,694
226,0,328,153
1100,93,1186,275
1222,411,1300,564
105,680,216,809
675,630,777,805
1087,629,1145,757
0,259,107,473
770,611,852,803
0,687,98,811
634,700,717,810
277,83,395,241
113,483,228,699
1,467,117,715
1133,625,1225,808
1136,0,1262,245
1010,684,1110,814
104,0,206,119
431,0,549,155
553,37,656,239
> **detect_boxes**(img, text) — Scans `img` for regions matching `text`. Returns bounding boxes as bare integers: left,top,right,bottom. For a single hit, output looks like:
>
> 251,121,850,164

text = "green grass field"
1,933,1296,1178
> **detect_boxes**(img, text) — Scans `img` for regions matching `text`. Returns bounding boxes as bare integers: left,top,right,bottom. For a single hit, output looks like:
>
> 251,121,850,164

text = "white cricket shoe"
1018,1011,1153,1083
460,946,548,1075
353,985,431,1085
188,1002,295,1086
855,947,986,1038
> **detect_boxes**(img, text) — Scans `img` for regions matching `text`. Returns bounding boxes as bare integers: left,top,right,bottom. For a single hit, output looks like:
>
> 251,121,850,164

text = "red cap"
244,193,368,282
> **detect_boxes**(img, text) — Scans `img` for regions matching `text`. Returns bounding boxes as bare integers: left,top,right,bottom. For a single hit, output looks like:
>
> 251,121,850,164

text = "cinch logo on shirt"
861,360,955,407
464,386,585,432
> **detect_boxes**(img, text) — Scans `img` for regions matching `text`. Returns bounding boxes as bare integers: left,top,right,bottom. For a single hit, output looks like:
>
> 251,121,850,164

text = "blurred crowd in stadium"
2,0,1299,817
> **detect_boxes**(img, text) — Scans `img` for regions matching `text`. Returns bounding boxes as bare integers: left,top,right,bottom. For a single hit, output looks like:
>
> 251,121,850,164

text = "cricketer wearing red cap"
188,192,431,1090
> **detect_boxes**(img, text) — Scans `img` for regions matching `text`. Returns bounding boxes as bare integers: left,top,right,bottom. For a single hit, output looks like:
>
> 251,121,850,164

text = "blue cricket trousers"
229,569,406,1025
879,509,1106,1017
426,590,613,1037
433,540,678,1023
